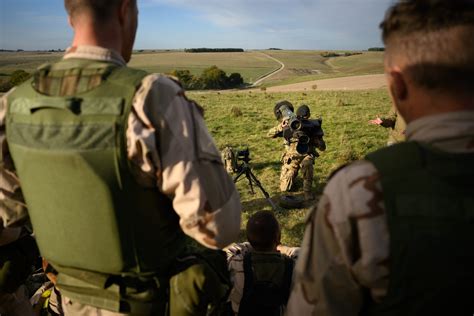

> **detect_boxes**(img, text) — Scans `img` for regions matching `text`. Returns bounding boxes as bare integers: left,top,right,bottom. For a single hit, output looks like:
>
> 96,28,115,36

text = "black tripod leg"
233,169,245,183
245,170,255,194
247,170,280,211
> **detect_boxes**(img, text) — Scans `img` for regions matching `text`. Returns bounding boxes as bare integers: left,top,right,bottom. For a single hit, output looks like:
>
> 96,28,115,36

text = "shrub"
10,70,31,86
0,79,13,93
0,70,31,92
228,73,244,87
170,69,193,87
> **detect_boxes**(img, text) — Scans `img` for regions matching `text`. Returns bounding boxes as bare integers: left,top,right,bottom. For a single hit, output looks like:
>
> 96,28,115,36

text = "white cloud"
146,0,391,29
142,0,393,48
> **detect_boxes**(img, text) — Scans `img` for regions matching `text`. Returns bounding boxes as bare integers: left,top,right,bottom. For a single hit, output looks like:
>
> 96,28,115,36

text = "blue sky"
0,0,394,50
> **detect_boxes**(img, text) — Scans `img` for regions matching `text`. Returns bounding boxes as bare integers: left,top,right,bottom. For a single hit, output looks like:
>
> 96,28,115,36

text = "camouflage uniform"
0,46,241,315
267,121,325,200
287,112,474,315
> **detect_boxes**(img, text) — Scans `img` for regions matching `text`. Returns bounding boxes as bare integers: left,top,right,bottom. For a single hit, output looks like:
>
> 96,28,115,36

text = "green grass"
0,50,383,87
0,48,392,246
188,88,391,246
260,50,384,87
0,52,63,74
129,51,279,83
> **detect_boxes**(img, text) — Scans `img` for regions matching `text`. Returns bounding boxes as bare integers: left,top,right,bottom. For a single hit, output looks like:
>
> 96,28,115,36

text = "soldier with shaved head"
288,1,474,315
0,0,241,315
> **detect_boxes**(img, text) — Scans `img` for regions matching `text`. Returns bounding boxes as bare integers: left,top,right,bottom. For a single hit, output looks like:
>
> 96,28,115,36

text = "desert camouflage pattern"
0,45,241,250
286,111,474,315
225,242,299,314
0,46,241,315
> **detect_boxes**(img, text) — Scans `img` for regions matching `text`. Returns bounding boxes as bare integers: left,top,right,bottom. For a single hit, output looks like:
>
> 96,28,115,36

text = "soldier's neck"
70,20,123,56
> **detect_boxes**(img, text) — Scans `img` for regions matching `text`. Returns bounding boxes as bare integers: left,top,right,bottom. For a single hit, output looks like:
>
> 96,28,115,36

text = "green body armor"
365,141,474,316
5,59,187,311
238,252,293,316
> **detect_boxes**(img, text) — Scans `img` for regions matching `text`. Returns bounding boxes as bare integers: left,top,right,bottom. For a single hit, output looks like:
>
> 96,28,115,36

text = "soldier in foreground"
267,102,326,201
225,211,299,315
287,0,474,315
0,0,241,314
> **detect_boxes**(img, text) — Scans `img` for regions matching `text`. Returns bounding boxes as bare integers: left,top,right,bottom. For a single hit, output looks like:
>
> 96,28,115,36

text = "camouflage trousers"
60,252,230,316
280,152,314,195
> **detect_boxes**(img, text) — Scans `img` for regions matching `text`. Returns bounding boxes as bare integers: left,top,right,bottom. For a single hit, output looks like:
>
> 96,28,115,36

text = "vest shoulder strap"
239,252,294,316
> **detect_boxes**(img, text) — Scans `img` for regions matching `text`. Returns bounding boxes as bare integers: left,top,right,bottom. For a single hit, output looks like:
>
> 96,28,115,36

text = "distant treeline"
184,48,244,53
368,47,385,51
170,66,244,90
320,51,362,58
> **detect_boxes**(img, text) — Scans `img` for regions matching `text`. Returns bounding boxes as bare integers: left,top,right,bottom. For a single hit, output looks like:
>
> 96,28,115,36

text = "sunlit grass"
189,88,391,246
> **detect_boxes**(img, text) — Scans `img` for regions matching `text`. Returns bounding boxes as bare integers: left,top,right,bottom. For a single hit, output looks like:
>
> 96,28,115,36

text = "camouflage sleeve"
266,122,284,138
130,74,241,250
0,89,30,234
287,161,390,315
277,245,300,260
225,242,253,261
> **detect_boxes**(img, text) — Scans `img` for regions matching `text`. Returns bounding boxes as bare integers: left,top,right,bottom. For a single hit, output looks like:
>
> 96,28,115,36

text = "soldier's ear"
387,69,408,103
118,0,132,26
67,15,74,28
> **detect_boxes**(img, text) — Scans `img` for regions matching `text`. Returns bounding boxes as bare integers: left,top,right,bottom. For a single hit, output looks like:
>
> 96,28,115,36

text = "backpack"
238,252,294,316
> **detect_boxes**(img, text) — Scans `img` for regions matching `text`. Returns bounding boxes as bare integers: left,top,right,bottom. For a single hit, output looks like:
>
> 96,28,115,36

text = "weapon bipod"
233,161,279,211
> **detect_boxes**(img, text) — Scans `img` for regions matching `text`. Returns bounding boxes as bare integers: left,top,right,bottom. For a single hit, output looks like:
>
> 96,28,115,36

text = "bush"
201,66,229,89
10,70,31,86
228,73,244,87
170,69,193,87
170,66,244,90
0,79,13,93
0,70,31,92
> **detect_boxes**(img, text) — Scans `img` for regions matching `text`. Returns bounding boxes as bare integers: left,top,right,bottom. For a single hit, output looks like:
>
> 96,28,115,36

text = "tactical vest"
5,59,187,311
364,141,474,316
238,252,294,316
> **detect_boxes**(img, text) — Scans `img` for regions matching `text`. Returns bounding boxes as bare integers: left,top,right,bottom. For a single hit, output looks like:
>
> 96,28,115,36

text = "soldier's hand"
369,117,383,125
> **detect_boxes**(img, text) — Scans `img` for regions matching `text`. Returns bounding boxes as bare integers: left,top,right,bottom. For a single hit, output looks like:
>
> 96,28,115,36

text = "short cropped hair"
64,0,133,21
246,211,280,251
380,0,474,94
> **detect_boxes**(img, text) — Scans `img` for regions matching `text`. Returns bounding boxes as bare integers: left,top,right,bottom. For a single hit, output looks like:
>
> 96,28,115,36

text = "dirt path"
252,53,285,86
264,74,386,92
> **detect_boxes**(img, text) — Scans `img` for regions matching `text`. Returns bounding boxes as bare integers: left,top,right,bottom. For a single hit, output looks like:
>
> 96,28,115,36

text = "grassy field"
0,50,383,87
189,88,391,246
0,49,392,247
261,50,384,87
129,51,279,83
0,51,63,74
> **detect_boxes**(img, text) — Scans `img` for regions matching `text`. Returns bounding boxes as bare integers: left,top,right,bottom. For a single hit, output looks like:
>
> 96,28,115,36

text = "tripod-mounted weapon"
222,147,278,211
